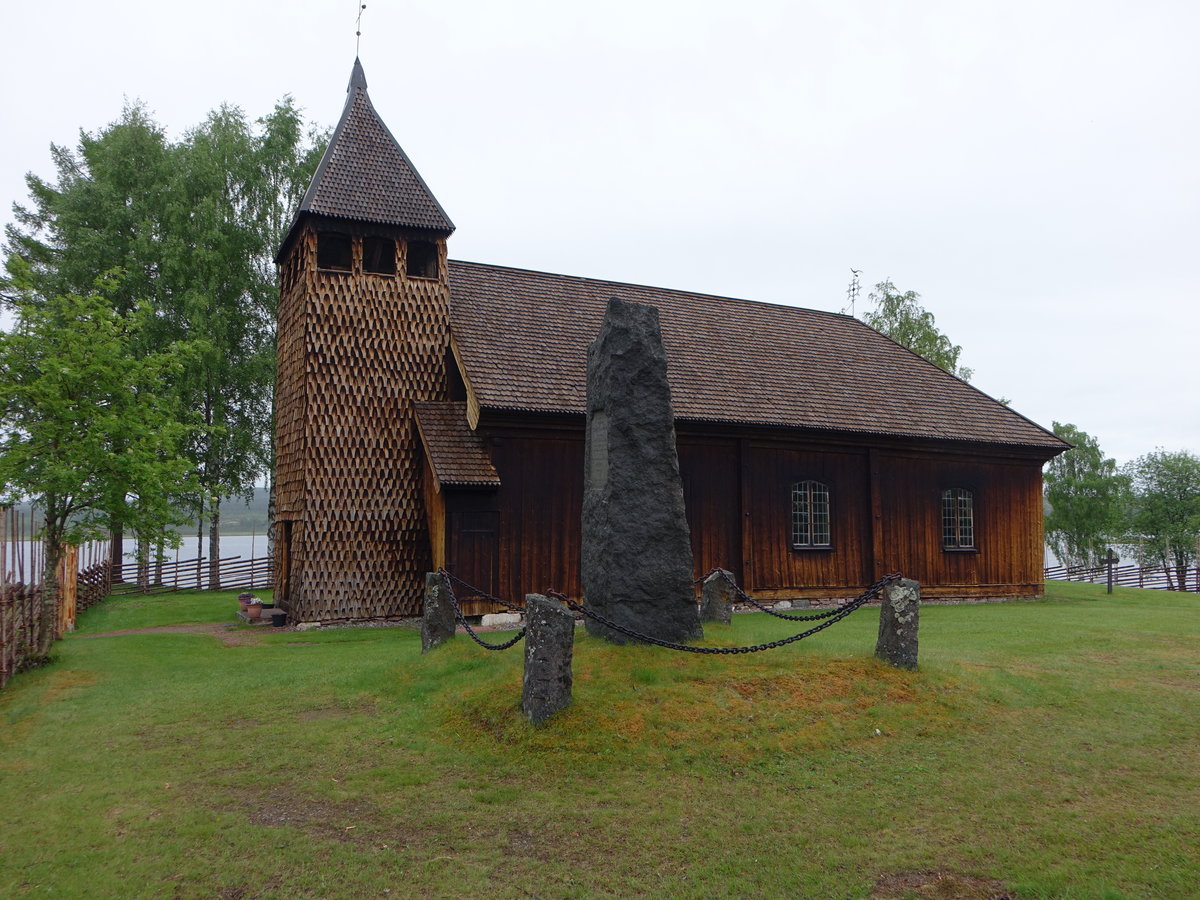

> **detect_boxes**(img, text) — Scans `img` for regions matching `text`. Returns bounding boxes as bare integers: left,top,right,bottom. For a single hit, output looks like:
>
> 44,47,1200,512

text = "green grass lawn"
2,582,1198,899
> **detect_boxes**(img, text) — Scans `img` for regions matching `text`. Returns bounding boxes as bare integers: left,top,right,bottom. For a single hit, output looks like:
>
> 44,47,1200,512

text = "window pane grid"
792,480,830,547
942,488,974,549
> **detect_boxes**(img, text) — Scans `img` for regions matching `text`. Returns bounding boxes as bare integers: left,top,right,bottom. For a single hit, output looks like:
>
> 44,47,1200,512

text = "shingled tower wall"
274,59,454,622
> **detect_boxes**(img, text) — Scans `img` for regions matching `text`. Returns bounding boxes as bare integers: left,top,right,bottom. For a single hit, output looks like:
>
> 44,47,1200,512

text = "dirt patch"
871,871,1012,900
237,785,379,843
297,705,368,722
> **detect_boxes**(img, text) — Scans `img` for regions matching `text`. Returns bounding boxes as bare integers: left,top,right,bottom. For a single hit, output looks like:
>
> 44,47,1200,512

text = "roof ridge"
447,258,854,321
446,260,1069,453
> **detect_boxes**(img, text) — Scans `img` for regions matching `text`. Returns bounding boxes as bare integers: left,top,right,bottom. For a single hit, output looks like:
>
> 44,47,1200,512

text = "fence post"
699,569,734,624
875,578,920,670
56,545,77,636
522,593,575,724
421,573,456,653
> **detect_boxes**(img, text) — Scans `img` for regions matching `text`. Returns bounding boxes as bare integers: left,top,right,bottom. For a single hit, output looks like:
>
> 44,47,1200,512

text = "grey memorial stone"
699,569,734,625
421,572,457,653
581,297,701,645
875,578,920,670
522,593,576,724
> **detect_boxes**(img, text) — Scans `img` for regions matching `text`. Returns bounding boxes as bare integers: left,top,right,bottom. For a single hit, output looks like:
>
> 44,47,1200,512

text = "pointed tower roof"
278,59,454,259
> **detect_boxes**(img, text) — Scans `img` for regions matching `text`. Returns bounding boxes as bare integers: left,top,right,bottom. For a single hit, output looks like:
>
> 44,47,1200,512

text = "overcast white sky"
2,0,1196,465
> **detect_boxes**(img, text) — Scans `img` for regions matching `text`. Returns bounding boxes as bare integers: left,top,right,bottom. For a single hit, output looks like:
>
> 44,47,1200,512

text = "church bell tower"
273,58,455,622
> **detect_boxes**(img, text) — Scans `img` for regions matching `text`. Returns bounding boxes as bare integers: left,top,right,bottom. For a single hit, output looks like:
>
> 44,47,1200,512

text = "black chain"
438,572,526,651
437,568,525,612
547,572,901,655
715,568,897,622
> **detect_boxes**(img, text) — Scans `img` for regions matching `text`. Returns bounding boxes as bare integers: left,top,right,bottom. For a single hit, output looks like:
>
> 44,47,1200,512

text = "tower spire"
348,56,367,94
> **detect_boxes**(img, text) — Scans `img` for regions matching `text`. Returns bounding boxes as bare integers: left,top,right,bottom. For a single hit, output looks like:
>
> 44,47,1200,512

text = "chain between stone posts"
437,569,526,651
547,572,901,654
434,568,902,655
709,568,899,623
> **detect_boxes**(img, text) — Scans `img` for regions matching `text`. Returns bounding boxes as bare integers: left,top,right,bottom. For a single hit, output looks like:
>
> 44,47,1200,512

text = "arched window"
942,488,975,549
791,480,831,548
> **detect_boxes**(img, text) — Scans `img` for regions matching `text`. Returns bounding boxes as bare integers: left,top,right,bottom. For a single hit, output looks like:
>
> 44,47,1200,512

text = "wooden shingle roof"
414,401,501,487
447,260,1068,454
277,59,453,261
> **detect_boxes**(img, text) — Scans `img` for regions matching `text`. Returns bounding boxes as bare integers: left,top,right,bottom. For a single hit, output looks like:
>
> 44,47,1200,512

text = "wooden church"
272,59,1069,624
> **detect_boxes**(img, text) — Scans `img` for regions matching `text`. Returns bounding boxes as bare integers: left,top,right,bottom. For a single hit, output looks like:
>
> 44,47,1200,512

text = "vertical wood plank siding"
744,444,873,591
491,434,585,604
677,439,742,584
468,425,1046,604
874,453,1045,596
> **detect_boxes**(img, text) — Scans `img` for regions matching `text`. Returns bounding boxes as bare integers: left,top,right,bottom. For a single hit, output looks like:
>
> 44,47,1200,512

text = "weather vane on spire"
356,3,367,56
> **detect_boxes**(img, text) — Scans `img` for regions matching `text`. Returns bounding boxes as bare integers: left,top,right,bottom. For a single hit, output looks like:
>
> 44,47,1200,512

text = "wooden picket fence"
1045,563,1200,592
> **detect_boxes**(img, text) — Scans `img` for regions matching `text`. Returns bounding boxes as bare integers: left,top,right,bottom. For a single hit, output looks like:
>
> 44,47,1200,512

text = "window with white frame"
791,480,831,548
942,487,975,549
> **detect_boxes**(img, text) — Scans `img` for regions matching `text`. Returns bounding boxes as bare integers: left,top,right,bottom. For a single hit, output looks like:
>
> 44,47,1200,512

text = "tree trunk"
137,537,150,592
36,522,65,660
208,496,221,591
196,505,205,591
109,524,124,585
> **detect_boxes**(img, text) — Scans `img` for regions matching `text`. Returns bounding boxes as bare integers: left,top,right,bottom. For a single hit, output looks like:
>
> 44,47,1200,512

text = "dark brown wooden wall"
874,452,1045,596
490,433,585,603
678,438,741,583
742,443,873,592
460,421,1047,604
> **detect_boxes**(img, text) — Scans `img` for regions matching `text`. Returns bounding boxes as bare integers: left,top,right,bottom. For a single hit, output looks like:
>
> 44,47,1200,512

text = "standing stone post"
581,297,701,645
699,569,735,625
522,593,575,724
875,578,920,670
421,572,456,653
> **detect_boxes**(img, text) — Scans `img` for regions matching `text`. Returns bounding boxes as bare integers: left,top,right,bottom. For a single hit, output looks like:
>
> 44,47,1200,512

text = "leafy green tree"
0,278,198,656
1123,450,1200,590
1043,422,1130,568
862,280,974,381
3,98,325,583
160,102,324,581
3,104,177,572
2,103,172,318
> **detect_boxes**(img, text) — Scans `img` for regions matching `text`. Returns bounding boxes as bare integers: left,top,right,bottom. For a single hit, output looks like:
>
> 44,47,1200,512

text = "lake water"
3,534,269,581
137,533,269,563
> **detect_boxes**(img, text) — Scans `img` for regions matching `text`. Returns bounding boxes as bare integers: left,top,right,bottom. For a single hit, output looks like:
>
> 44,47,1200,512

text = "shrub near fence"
1045,564,1200,592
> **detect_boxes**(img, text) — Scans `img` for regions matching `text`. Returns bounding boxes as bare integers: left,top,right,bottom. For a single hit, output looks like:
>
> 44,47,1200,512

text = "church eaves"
278,58,454,259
